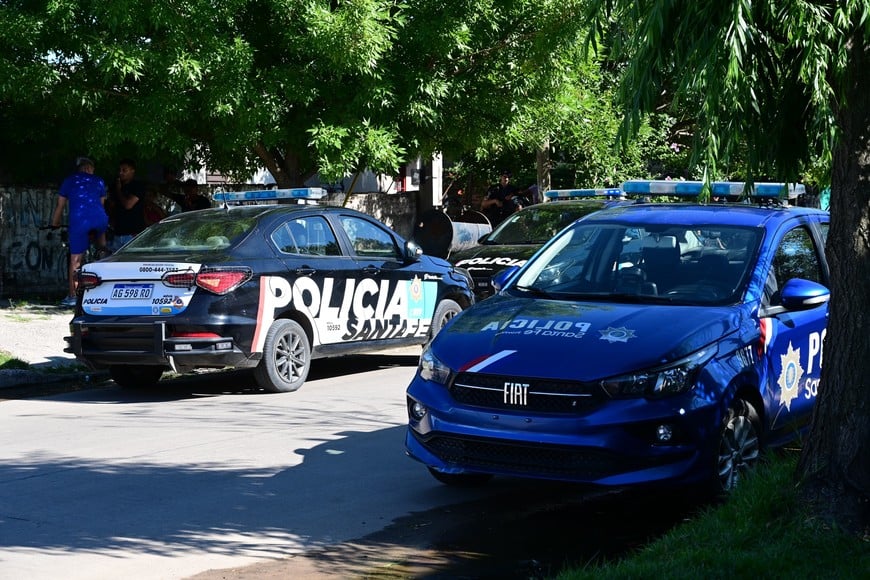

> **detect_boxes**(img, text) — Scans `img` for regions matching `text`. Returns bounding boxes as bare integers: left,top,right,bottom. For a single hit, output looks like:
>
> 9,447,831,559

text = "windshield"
512,222,761,305
487,203,604,245
120,211,258,253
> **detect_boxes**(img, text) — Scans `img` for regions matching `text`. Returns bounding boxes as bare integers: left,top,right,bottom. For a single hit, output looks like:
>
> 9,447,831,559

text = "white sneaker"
60,295,77,307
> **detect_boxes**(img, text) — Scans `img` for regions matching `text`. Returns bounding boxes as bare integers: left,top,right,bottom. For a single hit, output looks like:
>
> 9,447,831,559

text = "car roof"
580,202,828,229
183,203,363,220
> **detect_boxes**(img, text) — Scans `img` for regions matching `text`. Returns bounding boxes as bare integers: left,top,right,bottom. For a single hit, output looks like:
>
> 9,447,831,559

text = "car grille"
412,431,681,480
450,372,602,413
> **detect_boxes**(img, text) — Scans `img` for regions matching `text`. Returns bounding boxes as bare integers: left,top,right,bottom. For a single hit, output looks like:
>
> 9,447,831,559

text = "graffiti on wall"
0,187,67,296
0,186,419,298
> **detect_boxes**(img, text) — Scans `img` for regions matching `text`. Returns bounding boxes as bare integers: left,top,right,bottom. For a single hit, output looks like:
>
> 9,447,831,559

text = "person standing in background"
50,157,109,307
160,178,211,212
481,169,519,226
107,158,147,250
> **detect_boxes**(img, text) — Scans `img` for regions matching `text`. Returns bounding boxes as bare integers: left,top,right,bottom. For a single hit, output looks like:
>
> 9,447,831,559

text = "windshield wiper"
597,293,677,304
515,285,552,298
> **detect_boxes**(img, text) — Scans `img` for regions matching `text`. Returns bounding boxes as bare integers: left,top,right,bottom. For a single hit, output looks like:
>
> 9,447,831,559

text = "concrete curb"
0,368,105,389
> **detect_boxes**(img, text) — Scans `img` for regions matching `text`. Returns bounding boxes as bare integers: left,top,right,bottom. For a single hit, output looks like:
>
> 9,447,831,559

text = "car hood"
449,244,540,275
436,294,744,381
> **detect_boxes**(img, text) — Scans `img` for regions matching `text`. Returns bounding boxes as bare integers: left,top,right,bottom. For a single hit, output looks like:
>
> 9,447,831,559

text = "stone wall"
0,186,421,300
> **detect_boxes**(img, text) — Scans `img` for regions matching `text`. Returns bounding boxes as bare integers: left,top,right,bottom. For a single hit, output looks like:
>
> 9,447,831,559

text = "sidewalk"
0,299,99,388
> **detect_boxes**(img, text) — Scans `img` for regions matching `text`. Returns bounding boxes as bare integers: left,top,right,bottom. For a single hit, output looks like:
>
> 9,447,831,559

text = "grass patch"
556,453,869,580
0,351,30,370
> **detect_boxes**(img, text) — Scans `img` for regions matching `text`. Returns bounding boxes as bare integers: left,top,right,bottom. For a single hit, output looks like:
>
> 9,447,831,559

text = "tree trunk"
796,31,870,536
252,143,315,188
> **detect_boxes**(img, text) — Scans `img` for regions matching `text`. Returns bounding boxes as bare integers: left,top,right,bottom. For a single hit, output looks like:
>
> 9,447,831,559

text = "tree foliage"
0,0,616,187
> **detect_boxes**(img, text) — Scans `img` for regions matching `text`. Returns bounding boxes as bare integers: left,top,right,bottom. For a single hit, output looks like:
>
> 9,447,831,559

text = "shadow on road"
0,352,421,402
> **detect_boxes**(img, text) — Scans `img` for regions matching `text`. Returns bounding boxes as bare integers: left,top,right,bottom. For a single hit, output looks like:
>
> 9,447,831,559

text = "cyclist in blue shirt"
51,156,109,307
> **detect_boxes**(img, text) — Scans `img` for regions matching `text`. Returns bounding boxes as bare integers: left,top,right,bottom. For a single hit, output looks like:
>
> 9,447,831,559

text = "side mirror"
491,265,520,293
780,278,830,311
477,233,490,244
404,240,423,262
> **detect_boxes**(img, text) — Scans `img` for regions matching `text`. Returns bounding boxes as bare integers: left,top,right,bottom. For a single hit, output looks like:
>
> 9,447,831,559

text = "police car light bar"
621,180,806,199
545,188,624,200
212,188,327,202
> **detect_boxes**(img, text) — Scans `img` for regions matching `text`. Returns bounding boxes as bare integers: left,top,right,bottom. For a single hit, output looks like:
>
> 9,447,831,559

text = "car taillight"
78,271,101,290
163,270,197,288
194,267,252,295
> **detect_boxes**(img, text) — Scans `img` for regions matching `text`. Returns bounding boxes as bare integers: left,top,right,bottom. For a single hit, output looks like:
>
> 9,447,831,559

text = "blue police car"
405,180,830,493
66,189,475,393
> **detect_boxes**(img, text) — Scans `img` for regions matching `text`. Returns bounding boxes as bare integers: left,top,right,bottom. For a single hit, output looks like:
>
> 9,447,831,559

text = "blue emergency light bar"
212,188,327,202
545,188,624,200
621,180,805,199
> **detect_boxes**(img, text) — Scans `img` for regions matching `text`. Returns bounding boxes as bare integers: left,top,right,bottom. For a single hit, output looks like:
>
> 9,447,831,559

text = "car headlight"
600,347,716,398
419,347,452,385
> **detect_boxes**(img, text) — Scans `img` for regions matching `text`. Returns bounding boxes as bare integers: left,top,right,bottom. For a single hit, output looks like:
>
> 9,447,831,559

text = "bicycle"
39,225,112,306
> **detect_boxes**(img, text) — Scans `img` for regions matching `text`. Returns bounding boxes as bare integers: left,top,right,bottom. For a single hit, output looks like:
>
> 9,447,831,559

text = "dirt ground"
187,483,709,580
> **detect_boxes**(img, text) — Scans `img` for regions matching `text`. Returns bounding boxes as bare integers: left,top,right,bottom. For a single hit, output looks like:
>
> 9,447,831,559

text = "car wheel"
428,299,462,341
254,318,311,393
714,397,761,493
109,365,165,389
428,467,493,487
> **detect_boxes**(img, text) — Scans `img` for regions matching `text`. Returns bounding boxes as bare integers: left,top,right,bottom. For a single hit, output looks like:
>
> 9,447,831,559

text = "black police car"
65,190,475,392
450,197,623,299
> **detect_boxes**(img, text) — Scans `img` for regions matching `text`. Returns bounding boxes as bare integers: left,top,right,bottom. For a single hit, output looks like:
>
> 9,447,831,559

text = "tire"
713,397,761,494
109,365,165,389
428,298,462,343
254,318,311,393
428,467,493,487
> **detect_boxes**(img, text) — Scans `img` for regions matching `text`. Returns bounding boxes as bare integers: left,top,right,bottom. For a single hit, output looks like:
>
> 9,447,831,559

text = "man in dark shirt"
161,178,211,212
108,158,147,250
481,170,519,226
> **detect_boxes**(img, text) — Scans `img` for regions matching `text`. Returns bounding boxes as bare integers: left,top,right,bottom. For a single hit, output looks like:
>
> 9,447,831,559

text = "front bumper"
66,320,254,371
405,375,720,487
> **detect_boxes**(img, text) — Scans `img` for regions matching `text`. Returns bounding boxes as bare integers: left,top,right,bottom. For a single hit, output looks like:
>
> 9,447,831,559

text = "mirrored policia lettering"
481,318,591,339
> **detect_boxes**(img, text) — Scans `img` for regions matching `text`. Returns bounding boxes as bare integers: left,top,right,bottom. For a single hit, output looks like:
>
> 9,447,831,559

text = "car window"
488,204,602,244
513,222,760,305
339,216,398,258
765,226,825,305
272,216,340,256
120,212,256,252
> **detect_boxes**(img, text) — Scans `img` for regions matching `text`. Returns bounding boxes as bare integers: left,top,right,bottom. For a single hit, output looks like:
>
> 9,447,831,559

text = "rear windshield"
488,203,604,244
120,211,257,253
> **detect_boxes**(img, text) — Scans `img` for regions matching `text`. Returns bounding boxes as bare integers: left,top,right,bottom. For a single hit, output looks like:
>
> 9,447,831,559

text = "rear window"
120,211,257,252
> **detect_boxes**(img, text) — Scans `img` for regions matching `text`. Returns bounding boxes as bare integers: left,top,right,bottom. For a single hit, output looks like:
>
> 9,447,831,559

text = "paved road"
0,351,513,579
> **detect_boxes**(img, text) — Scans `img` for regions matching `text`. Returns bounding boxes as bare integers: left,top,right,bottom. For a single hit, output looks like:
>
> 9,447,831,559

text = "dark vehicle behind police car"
66,192,475,393
406,180,829,494
451,195,626,299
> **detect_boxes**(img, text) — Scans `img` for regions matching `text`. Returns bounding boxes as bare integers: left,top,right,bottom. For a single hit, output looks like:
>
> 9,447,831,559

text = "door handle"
294,267,316,276
361,265,380,275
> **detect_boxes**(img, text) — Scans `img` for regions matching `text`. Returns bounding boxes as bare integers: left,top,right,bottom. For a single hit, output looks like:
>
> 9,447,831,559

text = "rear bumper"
65,320,255,371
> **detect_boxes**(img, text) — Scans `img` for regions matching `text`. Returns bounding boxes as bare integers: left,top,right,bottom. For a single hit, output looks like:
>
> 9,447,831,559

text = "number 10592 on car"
111,284,153,300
